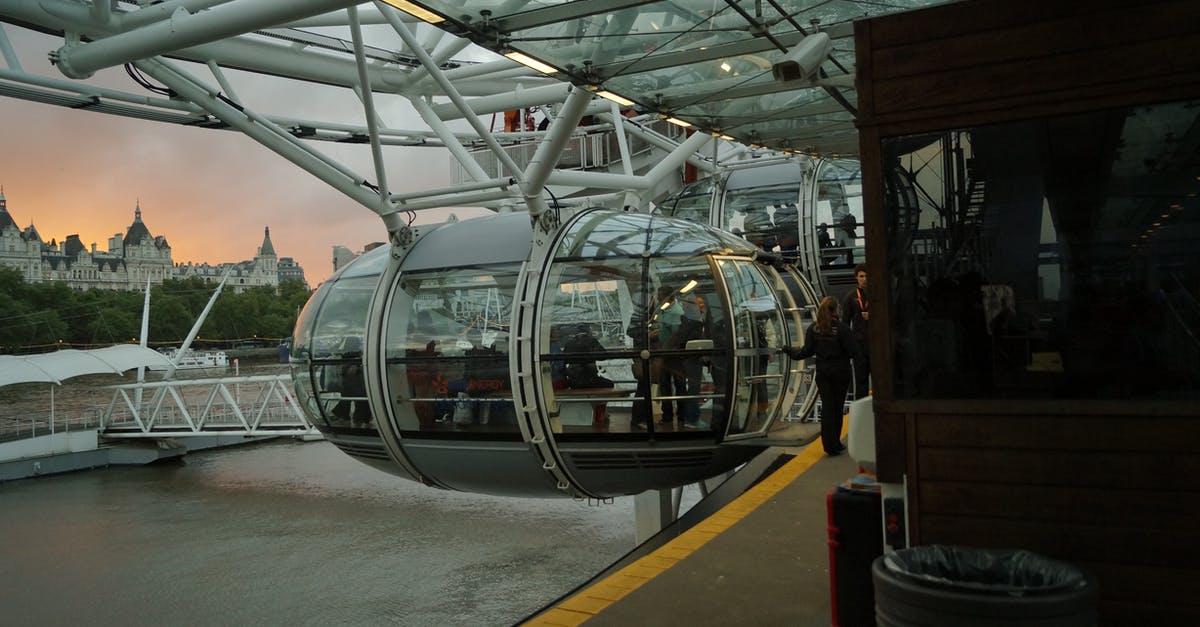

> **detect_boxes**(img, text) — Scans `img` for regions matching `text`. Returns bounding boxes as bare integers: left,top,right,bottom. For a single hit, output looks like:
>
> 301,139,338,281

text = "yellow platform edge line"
523,419,849,625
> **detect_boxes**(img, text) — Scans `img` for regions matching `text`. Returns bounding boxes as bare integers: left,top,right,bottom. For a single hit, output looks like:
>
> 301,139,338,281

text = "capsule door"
710,256,800,440
779,264,819,420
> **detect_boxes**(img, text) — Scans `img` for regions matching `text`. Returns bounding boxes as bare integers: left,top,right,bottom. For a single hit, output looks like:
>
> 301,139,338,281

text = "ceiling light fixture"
665,117,692,128
505,51,557,74
596,90,634,106
380,0,445,24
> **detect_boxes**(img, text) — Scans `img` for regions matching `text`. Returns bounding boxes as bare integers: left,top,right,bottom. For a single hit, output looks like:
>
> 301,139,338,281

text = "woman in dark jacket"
784,296,860,455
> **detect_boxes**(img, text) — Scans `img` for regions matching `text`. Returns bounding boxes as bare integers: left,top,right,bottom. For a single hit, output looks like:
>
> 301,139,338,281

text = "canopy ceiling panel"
406,0,945,154
0,345,174,388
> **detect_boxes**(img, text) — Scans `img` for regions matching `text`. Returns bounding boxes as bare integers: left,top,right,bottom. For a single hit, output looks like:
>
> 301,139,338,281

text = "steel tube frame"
379,2,526,183
134,57,387,216
521,85,594,218
409,96,492,184
54,0,360,78
348,5,390,205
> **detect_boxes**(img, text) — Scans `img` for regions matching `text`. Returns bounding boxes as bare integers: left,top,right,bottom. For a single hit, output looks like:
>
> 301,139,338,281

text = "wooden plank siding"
853,0,1200,622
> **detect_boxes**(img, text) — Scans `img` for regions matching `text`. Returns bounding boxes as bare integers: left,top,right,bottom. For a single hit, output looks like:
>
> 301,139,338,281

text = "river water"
0,359,644,626
0,440,640,626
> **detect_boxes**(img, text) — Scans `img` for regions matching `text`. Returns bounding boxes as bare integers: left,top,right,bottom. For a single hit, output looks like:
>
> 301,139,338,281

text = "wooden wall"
854,0,1200,623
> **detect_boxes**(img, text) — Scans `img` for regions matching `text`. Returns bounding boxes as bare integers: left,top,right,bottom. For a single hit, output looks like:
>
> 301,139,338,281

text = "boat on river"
149,348,229,371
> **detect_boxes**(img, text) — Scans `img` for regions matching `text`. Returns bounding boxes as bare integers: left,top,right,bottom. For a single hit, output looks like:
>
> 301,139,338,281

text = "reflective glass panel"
716,258,787,435
659,178,714,224
722,182,802,260
539,252,733,435
540,259,643,434
385,264,521,434
307,275,378,431
884,100,1200,399
815,159,864,269
555,210,751,260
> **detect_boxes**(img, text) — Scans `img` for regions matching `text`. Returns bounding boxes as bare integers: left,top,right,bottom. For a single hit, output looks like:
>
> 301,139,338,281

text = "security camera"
772,32,832,82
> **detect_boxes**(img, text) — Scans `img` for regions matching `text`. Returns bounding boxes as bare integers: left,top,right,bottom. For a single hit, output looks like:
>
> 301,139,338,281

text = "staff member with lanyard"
841,264,870,399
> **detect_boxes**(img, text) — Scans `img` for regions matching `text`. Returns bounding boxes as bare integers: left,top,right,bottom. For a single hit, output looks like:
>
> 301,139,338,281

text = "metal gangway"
100,374,317,438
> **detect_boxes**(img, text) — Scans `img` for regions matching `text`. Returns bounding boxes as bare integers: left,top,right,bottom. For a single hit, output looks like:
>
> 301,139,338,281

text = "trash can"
872,545,1097,627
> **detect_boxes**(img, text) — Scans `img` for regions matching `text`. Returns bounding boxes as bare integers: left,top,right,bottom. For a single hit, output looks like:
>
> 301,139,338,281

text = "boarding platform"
526,436,863,626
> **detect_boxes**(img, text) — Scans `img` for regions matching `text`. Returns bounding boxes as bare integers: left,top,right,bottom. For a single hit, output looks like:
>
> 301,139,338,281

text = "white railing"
100,374,317,438
449,120,683,185
0,407,106,443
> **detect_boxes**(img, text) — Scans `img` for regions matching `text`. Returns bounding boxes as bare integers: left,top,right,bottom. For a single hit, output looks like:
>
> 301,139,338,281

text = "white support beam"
522,85,594,218
53,0,361,79
599,113,716,175
544,169,647,192
347,5,390,206
394,189,518,212
133,57,387,218
643,130,713,191
379,2,526,183
428,83,570,120
610,102,634,177
0,24,23,71
409,96,492,184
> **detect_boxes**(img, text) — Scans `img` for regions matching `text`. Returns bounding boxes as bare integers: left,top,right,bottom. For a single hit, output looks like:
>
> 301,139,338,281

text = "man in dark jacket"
841,264,870,399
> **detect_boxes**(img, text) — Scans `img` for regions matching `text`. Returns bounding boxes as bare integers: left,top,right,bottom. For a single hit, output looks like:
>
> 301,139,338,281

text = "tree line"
0,266,312,353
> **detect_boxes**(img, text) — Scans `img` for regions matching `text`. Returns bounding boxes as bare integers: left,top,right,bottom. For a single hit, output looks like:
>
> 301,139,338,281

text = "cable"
124,63,175,97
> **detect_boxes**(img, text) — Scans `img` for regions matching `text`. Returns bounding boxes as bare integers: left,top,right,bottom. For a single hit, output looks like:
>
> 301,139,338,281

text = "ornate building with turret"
174,227,291,293
0,191,305,292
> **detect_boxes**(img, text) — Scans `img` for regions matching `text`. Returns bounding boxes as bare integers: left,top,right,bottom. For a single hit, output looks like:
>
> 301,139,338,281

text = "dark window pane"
884,101,1200,399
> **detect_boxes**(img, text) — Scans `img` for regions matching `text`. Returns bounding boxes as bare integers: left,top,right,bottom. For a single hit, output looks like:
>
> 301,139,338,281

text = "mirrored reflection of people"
707,308,731,434
678,294,711,428
841,264,871,399
775,203,799,260
406,311,440,427
818,223,838,266
654,287,686,424
462,327,510,426
628,287,676,427
837,212,857,265
333,360,371,427
563,324,613,389
784,296,859,456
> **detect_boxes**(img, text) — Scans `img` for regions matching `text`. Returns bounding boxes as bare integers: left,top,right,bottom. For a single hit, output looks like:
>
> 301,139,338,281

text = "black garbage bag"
883,545,1087,597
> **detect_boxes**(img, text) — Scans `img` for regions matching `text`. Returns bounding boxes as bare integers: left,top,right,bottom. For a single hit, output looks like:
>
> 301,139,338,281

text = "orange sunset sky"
1,26,494,287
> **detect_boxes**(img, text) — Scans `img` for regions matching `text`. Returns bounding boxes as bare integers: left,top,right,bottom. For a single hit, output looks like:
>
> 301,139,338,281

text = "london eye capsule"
289,208,809,499
657,157,865,296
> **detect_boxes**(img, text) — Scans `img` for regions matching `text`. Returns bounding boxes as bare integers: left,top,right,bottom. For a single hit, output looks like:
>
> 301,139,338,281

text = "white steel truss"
101,374,317,437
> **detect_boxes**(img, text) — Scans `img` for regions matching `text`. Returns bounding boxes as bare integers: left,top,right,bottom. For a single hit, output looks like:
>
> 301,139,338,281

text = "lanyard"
856,288,868,312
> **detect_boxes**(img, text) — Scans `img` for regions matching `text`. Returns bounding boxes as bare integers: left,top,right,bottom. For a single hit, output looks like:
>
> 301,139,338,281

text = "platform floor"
527,435,861,626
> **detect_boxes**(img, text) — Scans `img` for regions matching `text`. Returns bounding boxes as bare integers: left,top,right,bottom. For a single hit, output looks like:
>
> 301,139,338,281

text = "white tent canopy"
0,345,174,388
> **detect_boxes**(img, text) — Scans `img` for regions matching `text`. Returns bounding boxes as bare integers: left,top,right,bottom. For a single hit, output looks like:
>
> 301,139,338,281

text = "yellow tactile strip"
525,434,832,626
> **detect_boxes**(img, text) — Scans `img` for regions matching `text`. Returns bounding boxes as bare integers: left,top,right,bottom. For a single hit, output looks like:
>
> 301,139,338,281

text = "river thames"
0,424,642,625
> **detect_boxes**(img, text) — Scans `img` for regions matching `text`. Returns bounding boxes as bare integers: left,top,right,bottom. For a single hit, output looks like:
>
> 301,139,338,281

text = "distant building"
173,227,291,293
331,245,358,273
277,256,306,285
331,241,386,278
0,191,306,292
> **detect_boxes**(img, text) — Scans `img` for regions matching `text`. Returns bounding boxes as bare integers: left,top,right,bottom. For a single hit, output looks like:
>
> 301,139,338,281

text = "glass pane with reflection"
883,101,1200,399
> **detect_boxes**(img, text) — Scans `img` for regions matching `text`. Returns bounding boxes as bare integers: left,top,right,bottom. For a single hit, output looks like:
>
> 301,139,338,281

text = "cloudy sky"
1,24,494,287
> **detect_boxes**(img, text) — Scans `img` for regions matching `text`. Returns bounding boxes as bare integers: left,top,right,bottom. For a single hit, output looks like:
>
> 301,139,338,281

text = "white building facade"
0,192,303,292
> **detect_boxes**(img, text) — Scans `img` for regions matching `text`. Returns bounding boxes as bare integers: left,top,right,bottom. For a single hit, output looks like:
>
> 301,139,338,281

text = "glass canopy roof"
401,0,945,155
